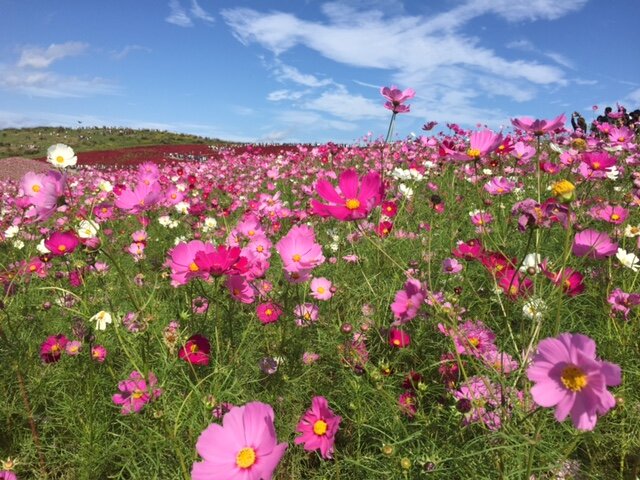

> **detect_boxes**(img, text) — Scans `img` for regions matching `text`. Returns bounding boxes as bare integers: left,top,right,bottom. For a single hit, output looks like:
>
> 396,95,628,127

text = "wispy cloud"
111,45,151,60
166,0,193,27
166,0,214,27
17,41,88,69
267,89,308,102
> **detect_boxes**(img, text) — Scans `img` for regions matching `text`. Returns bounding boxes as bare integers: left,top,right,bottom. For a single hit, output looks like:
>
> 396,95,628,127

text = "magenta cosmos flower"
511,113,566,136
165,240,216,287
380,85,415,114
527,333,621,431
442,129,503,161
179,334,211,365
44,231,80,256
112,371,162,415
294,396,342,459
311,169,384,221
192,401,287,480
40,334,69,363
572,229,618,260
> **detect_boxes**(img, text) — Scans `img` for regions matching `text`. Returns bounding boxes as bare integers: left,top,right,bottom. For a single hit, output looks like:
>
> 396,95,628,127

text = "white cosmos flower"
175,201,190,214
77,219,99,239
616,248,640,272
36,239,50,254
624,224,640,238
47,143,77,168
398,183,414,199
12,239,25,250
158,215,172,227
90,311,113,331
519,253,542,274
523,298,547,320
4,225,19,239
98,180,113,192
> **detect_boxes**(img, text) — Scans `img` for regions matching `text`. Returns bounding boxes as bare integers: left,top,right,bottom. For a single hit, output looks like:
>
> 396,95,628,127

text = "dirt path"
0,157,50,182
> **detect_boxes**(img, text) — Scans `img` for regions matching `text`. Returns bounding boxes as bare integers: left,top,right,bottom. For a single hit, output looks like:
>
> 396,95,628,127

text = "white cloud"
303,88,385,121
166,0,193,27
267,89,307,101
190,0,214,23
111,45,151,60
17,42,88,69
274,62,333,88
0,67,118,98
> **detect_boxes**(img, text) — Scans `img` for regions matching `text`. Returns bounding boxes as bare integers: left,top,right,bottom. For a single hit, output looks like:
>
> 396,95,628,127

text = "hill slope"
0,126,225,158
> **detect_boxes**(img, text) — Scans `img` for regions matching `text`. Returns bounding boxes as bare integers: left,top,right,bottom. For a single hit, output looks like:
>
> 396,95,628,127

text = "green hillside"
0,126,225,158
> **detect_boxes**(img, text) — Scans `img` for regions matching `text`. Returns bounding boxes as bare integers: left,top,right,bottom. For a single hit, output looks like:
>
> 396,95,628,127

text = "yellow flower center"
265,308,273,316
345,198,360,210
292,253,301,262
509,285,518,296
611,214,620,221
58,245,67,252
393,339,401,346
317,287,325,294
560,365,588,392
592,161,601,170
248,230,255,236
101,207,108,213
467,148,481,158
256,245,264,252
132,389,144,399
32,184,41,193
189,344,199,353
313,419,328,436
29,265,37,272
303,312,311,320
468,337,480,347
56,155,65,164
236,447,256,469
618,136,625,142
189,262,199,272
51,344,60,353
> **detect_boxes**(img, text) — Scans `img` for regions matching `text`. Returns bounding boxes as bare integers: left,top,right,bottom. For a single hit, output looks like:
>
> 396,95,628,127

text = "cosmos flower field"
1,97,640,479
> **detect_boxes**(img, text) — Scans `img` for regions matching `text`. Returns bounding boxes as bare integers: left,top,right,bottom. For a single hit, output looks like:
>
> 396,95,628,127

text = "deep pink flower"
589,204,628,225
226,275,256,304
572,229,618,260
389,328,411,348
192,402,287,480
0,471,17,480
380,85,415,114
578,152,617,180
608,288,640,320
40,334,69,363
256,303,283,324
542,262,585,297
44,231,80,256
511,113,566,136
311,169,384,221
91,345,107,363
194,245,249,276
527,333,621,430
112,371,162,415
452,239,484,260
294,396,342,459
453,376,502,430
398,391,418,418
179,334,211,365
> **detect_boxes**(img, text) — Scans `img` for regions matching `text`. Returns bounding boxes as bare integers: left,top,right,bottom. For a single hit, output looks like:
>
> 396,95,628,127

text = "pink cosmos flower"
0,471,17,480
481,350,519,374
44,231,80,256
578,152,617,179
589,204,628,225
527,333,621,430
390,278,425,325
179,334,211,365
452,239,484,260
112,371,162,415
294,396,342,459
311,169,384,221
380,85,415,114
21,170,66,221
484,177,515,195
256,302,283,324
114,181,162,213
438,320,496,357
165,240,215,287
276,225,325,274
443,129,503,161
65,340,83,356
572,229,618,260
511,113,566,136
192,296,209,314
91,345,107,363
294,303,319,326
608,288,640,320
398,391,418,418
310,277,333,301
542,262,585,297
453,376,502,430
442,258,463,274
226,275,256,304
192,401,287,480
40,334,69,363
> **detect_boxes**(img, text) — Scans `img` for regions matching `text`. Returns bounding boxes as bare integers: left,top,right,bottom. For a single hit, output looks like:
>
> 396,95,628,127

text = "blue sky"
1,0,639,143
